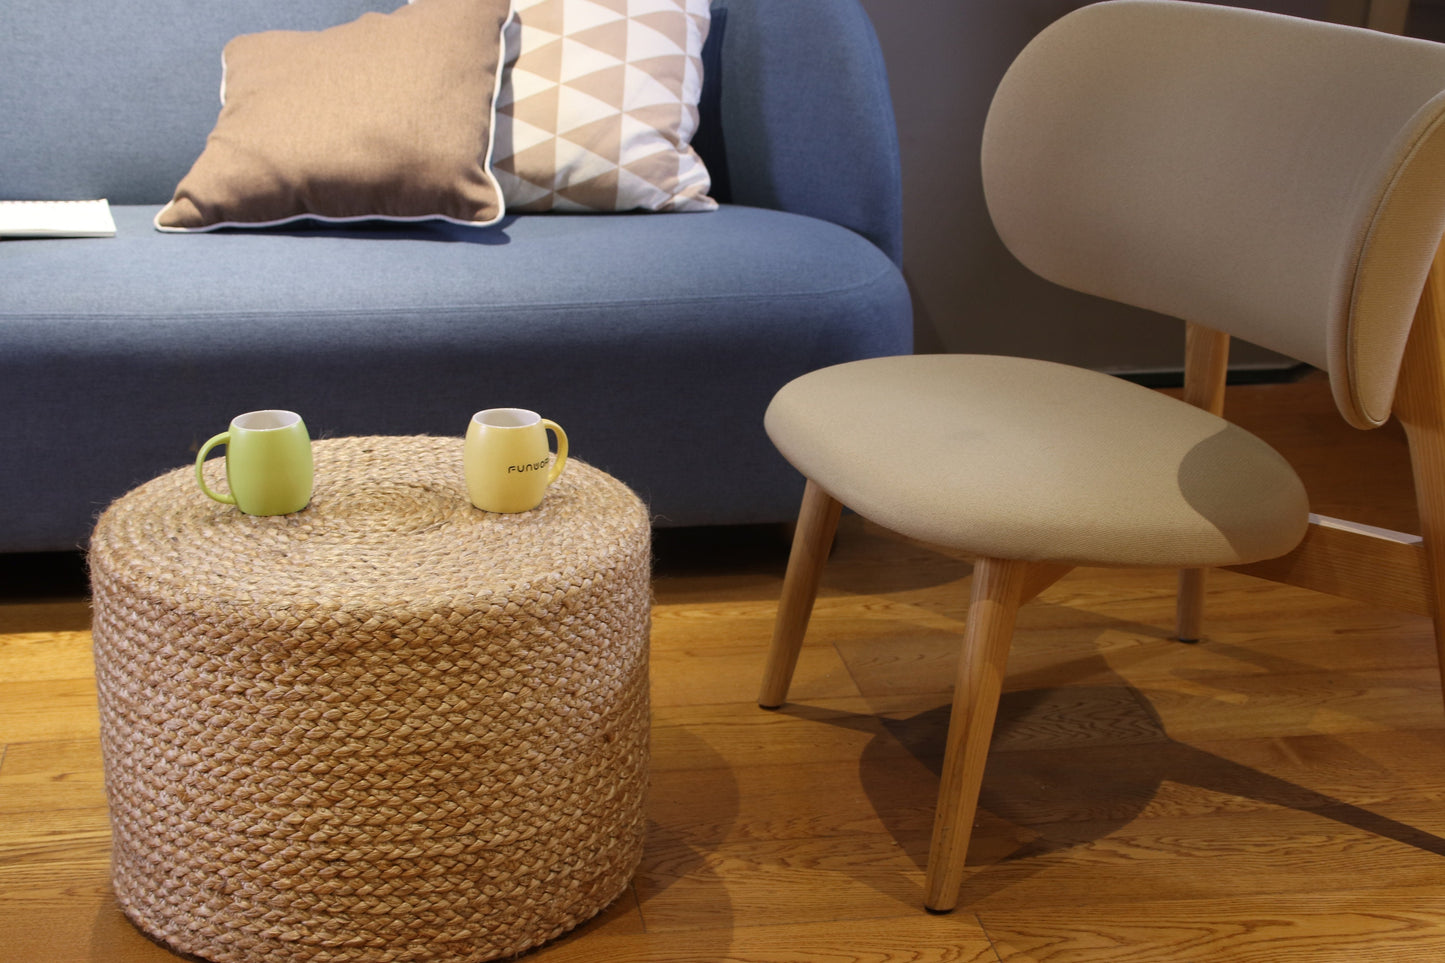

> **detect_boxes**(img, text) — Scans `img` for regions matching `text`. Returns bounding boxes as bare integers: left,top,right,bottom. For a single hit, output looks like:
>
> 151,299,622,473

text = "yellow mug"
464,408,568,513
195,410,314,516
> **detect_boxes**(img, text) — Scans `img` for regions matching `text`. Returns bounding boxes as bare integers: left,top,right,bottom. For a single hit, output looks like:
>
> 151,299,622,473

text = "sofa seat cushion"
0,204,910,548
8,204,893,321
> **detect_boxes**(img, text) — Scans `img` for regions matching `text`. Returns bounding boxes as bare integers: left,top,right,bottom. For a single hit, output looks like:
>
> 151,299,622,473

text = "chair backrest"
981,0,1445,428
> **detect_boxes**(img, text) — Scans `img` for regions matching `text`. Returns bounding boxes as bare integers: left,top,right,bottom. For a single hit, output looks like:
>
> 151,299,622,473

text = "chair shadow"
783,644,1445,907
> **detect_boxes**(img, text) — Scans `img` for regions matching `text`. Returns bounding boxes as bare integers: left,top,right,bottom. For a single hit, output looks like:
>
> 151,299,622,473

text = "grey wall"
854,0,1392,377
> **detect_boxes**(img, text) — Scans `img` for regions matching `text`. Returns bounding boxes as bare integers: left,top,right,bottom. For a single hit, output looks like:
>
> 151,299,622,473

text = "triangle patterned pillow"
493,0,717,213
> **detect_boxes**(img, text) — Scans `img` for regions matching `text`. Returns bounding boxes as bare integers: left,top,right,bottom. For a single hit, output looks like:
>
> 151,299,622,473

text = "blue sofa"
0,0,910,553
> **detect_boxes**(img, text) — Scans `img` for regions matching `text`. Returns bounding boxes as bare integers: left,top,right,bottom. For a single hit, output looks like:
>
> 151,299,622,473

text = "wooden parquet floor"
2,371,1444,962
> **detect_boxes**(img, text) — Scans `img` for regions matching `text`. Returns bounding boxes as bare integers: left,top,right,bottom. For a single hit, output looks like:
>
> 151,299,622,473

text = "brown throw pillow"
155,0,513,232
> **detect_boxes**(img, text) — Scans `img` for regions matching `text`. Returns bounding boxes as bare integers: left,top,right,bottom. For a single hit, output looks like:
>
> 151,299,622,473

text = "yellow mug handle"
543,419,568,484
195,431,237,504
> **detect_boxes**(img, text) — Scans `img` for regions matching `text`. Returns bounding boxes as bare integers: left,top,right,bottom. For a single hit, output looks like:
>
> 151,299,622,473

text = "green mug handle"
195,431,237,505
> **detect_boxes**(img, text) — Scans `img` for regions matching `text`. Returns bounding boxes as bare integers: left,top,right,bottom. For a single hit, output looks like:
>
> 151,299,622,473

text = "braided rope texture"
88,436,652,962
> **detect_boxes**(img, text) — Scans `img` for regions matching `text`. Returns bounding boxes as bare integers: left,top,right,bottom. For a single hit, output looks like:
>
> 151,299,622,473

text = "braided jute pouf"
88,436,651,963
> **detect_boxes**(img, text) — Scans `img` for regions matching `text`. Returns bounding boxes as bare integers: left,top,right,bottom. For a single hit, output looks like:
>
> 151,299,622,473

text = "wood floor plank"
649,699,906,773
984,893,1445,963
647,634,862,708
0,903,188,963
1138,667,1445,741
974,730,1445,827
835,578,1441,700
955,809,1445,909
633,832,933,930
0,628,94,683
0,739,107,814
526,916,1000,963
0,679,100,744
0,600,91,638
648,756,938,846
0,807,116,914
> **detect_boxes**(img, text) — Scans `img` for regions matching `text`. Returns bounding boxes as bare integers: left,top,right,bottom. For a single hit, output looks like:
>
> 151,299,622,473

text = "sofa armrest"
697,0,904,266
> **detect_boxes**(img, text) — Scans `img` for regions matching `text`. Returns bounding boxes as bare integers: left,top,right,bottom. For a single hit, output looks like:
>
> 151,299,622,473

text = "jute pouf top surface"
88,436,651,963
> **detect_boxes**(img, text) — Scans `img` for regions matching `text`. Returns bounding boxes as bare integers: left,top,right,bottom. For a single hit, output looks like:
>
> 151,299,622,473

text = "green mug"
195,410,314,516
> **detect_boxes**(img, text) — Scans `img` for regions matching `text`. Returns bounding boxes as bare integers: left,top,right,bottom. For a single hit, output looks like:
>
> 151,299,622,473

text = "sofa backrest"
701,0,903,265
1,0,902,263
1,0,395,206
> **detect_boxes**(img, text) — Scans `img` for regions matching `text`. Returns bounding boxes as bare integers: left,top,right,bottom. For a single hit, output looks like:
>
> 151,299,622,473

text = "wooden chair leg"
924,555,1030,912
1174,322,1231,643
759,479,843,709
1394,245,1445,705
1403,435,1445,705
1176,568,1207,643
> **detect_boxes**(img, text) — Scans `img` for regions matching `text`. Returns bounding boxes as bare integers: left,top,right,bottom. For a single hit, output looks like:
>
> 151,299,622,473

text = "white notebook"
0,199,116,238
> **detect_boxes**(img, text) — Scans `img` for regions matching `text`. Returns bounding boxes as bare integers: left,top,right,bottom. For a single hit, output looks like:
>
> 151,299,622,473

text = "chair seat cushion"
765,354,1310,567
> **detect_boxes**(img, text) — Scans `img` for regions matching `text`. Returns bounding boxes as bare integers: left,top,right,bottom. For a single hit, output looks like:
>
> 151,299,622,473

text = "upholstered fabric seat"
766,354,1308,568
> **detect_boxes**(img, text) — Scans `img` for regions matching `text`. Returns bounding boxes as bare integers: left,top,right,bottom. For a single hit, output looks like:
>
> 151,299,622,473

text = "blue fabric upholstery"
700,0,906,265
0,0,910,552
0,0,396,204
